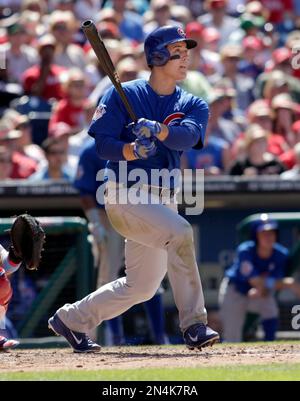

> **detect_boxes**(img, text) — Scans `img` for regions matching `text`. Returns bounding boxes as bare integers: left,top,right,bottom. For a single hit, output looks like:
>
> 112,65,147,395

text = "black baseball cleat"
48,313,101,353
183,323,220,350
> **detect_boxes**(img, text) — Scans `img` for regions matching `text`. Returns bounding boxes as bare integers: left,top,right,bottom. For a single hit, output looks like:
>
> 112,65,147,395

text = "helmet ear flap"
149,47,170,66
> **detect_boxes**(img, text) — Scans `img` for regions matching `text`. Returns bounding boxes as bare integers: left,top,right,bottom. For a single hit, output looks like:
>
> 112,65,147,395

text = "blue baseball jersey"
88,79,209,188
74,143,107,207
226,241,288,295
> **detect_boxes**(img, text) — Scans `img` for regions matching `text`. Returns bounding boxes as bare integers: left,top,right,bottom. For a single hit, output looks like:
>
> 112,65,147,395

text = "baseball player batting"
48,25,220,352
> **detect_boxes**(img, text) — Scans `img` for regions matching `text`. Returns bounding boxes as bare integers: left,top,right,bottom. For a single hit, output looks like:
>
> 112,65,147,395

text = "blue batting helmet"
251,214,279,240
144,25,197,67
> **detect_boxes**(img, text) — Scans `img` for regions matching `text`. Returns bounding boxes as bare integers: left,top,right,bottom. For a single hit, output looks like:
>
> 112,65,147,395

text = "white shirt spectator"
198,13,240,49
54,44,86,71
1,43,38,84
74,0,102,20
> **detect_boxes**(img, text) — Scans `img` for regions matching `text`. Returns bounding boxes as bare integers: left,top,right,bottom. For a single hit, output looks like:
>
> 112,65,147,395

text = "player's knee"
126,283,157,303
171,221,194,245
137,289,157,303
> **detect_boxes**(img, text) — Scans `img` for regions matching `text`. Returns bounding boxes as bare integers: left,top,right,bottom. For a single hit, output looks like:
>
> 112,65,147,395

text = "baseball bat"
81,20,137,123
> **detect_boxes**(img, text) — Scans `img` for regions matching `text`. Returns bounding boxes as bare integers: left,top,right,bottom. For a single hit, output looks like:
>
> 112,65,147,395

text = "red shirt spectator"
279,149,296,169
232,131,288,159
49,68,89,132
0,124,37,179
22,34,66,101
267,133,289,156
49,98,88,131
11,151,37,179
232,99,289,158
279,120,300,169
22,64,65,101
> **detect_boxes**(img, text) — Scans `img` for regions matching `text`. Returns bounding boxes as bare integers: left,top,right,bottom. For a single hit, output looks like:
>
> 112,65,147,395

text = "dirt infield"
1,343,300,372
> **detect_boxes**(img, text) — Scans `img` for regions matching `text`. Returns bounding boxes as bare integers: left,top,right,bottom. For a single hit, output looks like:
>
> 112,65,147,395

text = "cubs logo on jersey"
240,261,253,276
163,112,185,126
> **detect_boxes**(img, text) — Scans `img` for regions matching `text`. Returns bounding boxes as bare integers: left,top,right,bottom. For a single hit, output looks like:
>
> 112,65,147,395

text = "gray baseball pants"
57,183,207,333
219,277,279,342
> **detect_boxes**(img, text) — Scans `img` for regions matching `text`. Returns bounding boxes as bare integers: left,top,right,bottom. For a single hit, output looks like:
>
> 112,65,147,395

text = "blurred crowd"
0,0,300,180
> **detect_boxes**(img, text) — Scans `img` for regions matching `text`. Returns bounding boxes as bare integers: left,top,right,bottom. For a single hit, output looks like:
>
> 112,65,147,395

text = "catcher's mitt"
10,214,45,271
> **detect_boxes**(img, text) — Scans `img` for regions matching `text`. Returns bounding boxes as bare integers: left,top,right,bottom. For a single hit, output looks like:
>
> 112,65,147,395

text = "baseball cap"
208,0,227,9
208,87,236,104
144,25,197,66
48,122,72,138
146,25,197,51
244,124,267,148
202,27,220,43
186,22,204,37
245,1,265,15
256,220,278,233
37,34,56,49
272,47,291,65
220,44,242,59
247,99,272,120
240,13,265,31
151,0,170,11
0,14,26,35
271,93,296,111
242,36,263,51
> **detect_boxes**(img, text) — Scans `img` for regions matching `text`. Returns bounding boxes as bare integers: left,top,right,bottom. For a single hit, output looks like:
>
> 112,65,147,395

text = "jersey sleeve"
235,247,258,281
88,87,128,161
73,146,106,196
162,98,209,152
182,97,209,150
74,149,96,195
270,247,289,279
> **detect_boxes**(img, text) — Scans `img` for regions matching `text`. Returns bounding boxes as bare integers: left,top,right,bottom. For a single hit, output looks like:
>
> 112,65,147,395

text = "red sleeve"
22,70,36,94
279,150,296,169
48,100,72,131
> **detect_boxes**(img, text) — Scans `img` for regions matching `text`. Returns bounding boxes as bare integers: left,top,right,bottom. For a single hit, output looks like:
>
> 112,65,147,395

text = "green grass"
1,364,300,381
